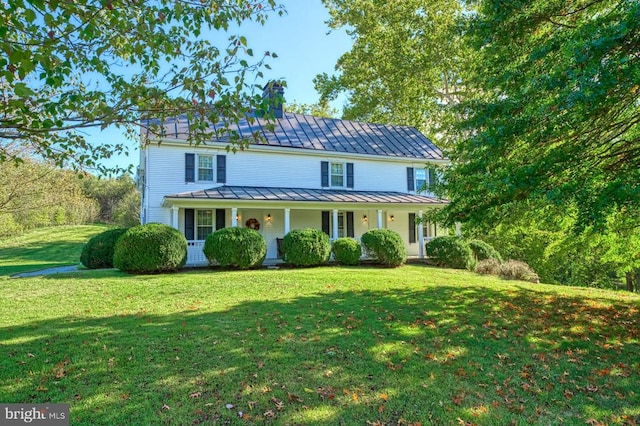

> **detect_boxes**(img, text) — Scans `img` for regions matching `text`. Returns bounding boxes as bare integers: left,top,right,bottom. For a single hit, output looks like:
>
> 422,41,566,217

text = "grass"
1,264,639,425
0,224,108,276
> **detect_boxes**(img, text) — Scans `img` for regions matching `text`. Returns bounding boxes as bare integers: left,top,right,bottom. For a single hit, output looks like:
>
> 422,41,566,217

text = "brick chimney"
262,81,285,119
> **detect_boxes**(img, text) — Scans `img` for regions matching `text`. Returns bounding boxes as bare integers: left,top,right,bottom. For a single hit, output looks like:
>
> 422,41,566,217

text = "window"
423,220,438,238
198,155,214,181
196,210,213,240
321,211,354,238
331,162,344,187
415,169,427,193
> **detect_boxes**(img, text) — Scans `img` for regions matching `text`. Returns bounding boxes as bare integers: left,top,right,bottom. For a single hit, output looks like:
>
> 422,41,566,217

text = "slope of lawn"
0,224,108,276
1,264,639,425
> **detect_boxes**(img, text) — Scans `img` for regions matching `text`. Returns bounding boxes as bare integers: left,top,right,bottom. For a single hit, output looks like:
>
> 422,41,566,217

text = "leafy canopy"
316,0,470,137
1,0,283,172
441,0,640,230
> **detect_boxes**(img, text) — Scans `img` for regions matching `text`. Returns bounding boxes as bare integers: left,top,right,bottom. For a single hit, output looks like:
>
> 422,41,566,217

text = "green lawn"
2,263,639,425
0,225,108,276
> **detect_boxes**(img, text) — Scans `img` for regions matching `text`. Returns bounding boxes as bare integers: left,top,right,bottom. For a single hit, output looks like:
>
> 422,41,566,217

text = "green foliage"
1,0,283,172
317,0,470,137
80,228,128,269
0,157,99,237
468,239,502,262
113,223,186,274
81,175,140,227
203,227,266,269
499,260,539,284
442,0,640,230
361,229,407,267
426,236,475,270
475,258,501,276
286,100,338,118
281,228,331,267
331,237,362,266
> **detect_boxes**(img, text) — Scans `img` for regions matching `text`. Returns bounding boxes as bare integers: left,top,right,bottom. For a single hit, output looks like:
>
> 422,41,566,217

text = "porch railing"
186,240,208,266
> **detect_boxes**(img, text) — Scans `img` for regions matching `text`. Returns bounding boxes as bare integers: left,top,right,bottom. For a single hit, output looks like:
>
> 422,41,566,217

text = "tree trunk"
627,271,640,293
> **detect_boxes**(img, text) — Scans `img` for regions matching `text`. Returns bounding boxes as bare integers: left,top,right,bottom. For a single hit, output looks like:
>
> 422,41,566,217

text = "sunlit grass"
1,266,639,425
0,225,108,276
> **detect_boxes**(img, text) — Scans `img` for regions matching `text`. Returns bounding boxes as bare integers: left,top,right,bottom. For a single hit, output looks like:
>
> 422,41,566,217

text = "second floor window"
331,162,344,187
198,155,214,181
415,169,427,193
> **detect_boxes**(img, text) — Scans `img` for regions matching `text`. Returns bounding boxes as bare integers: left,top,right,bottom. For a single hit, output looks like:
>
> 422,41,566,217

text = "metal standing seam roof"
146,112,444,161
165,186,447,204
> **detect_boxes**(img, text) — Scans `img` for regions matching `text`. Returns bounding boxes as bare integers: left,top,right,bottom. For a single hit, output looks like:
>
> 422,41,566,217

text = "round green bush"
361,229,407,267
281,228,331,266
468,239,502,262
203,227,266,269
331,237,362,266
113,223,187,274
426,236,475,270
80,228,128,269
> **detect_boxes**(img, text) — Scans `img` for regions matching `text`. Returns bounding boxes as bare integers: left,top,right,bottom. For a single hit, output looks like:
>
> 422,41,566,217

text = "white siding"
142,144,438,218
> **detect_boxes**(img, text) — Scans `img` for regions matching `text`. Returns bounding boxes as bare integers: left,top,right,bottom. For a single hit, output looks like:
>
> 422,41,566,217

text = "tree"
286,101,338,118
441,0,640,231
81,174,139,226
316,0,470,137
1,0,283,173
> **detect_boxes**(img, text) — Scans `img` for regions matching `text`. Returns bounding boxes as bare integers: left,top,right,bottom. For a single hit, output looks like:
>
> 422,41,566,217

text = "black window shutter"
321,161,329,187
215,209,225,230
428,168,437,191
321,211,330,235
185,208,195,240
409,213,416,243
347,211,354,238
346,163,354,188
216,155,226,183
407,167,415,192
185,154,195,183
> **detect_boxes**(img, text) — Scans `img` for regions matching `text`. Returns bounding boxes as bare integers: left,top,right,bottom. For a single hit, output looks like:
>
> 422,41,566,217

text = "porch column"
417,210,424,258
377,209,383,229
171,206,179,229
332,209,339,240
284,208,291,234
231,207,238,227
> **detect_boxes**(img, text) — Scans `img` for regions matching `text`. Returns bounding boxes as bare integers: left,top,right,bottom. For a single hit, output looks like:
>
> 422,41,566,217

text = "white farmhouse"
139,83,448,266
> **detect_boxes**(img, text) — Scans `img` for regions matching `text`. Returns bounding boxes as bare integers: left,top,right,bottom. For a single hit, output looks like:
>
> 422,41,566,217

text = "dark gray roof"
165,186,446,204
148,112,443,160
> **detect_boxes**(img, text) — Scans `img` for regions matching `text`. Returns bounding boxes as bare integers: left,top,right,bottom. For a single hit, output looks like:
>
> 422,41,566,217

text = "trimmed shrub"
281,228,331,266
332,237,362,266
468,239,502,262
475,258,502,276
500,260,540,283
426,236,475,270
203,227,266,269
80,227,128,269
361,229,407,267
113,223,187,274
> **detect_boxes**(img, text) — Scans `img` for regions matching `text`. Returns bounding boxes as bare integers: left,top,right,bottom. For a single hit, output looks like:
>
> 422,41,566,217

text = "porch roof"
164,185,446,205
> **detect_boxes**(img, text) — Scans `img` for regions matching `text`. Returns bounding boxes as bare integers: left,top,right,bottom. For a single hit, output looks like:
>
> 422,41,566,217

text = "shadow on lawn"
1,283,638,425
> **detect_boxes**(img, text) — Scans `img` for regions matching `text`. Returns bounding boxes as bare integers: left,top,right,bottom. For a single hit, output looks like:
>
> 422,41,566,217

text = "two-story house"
138,83,448,266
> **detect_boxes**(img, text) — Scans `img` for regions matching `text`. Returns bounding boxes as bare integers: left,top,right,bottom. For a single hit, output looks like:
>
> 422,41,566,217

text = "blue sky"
91,0,352,172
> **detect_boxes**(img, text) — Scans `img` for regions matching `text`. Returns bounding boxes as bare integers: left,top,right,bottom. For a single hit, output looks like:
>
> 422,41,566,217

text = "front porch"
175,207,443,267
160,185,447,267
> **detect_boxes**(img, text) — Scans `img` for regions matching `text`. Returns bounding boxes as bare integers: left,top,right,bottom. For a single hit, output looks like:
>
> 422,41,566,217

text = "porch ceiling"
164,185,447,205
